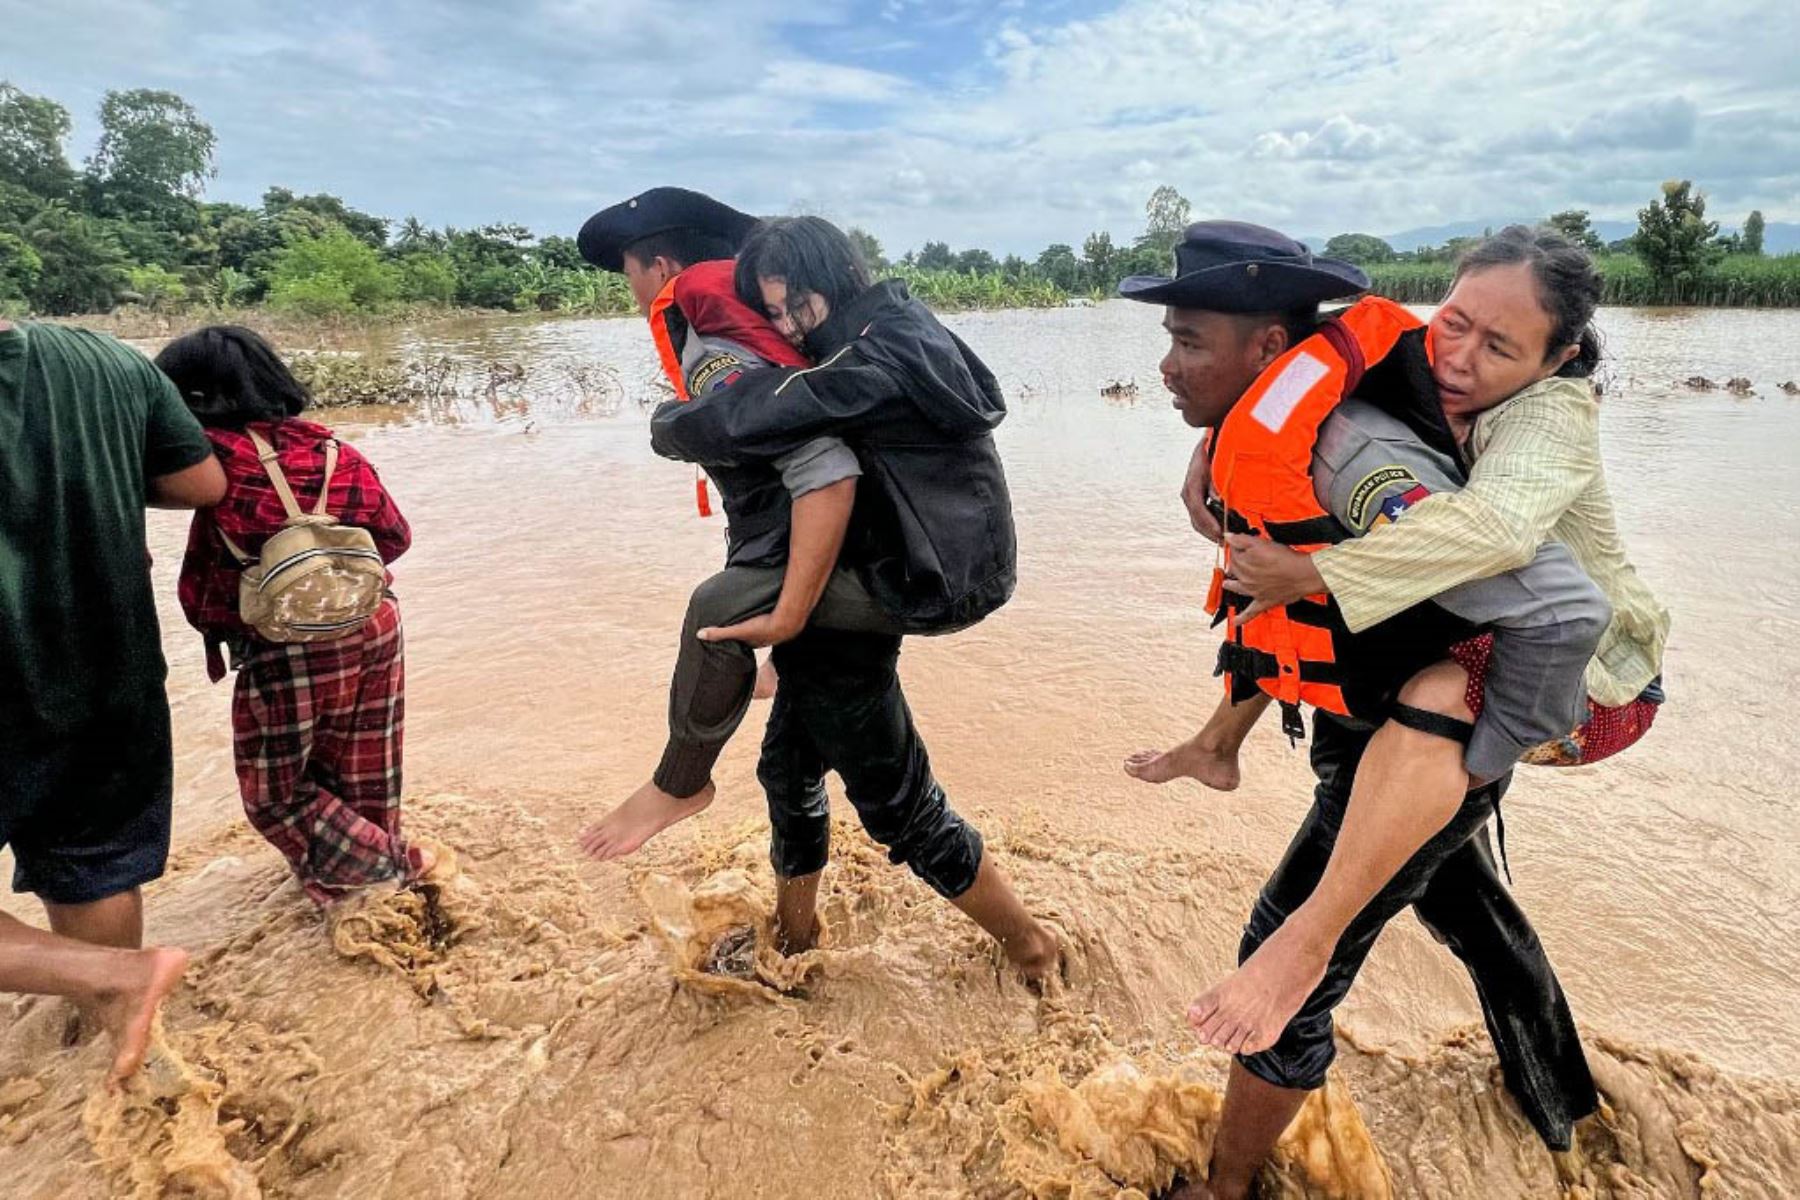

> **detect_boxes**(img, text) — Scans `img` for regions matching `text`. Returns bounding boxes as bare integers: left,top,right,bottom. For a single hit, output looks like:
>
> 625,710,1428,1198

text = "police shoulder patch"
1346,466,1423,530
689,351,745,396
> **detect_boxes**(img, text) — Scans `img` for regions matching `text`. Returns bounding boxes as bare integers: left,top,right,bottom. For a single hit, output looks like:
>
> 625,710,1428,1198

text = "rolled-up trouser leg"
1413,829,1597,1149
770,628,984,899
757,685,831,880
655,567,902,798
1236,712,1567,1114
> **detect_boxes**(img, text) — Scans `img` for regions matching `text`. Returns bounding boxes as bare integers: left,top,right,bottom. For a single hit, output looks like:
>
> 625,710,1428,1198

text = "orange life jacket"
1207,295,1425,736
648,274,690,399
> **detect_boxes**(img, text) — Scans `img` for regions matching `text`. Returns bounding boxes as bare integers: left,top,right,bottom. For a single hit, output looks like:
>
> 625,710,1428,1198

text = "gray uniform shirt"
1311,399,1611,780
680,332,862,498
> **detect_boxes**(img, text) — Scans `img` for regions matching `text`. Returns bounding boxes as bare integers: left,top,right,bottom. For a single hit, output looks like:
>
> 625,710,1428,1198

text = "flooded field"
3,302,1799,1197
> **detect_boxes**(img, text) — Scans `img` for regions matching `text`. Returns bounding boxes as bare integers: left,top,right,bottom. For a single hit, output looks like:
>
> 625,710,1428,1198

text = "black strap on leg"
1389,702,1474,745
1493,801,1512,885
1391,703,1514,883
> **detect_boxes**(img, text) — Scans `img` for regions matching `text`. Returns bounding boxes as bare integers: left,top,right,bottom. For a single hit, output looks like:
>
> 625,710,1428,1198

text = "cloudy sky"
6,0,1796,255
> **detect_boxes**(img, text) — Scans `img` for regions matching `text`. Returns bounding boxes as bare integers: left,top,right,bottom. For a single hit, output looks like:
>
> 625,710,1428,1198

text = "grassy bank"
1366,253,1800,307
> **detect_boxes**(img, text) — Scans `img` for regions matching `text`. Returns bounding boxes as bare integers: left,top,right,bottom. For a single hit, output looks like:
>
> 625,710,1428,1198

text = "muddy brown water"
3,303,1798,1197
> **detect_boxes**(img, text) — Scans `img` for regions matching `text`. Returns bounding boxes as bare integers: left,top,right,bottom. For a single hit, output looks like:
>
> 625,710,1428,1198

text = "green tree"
394,251,458,305
262,187,388,247
1322,233,1395,265
846,227,885,270
530,234,586,271
1035,243,1081,290
125,262,188,308
1545,210,1604,253
19,204,131,313
916,240,955,271
266,227,397,314
1082,230,1116,289
445,224,533,308
392,216,446,254
0,83,76,200
0,230,43,305
1137,185,1191,257
1635,180,1720,288
85,89,216,210
1744,210,1766,257
955,247,997,274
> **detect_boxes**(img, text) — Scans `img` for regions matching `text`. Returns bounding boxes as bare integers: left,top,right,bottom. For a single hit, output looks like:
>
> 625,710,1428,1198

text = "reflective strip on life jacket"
648,274,689,401
1209,295,1424,719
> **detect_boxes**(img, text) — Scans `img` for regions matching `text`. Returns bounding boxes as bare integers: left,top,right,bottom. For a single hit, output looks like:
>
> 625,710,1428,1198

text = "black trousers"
653,566,900,799
755,626,983,899
1237,711,1598,1151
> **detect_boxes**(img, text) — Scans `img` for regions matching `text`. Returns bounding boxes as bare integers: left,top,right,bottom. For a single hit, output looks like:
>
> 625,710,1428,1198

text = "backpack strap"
216,525,253,565
312,439,339,517
246,428,305,520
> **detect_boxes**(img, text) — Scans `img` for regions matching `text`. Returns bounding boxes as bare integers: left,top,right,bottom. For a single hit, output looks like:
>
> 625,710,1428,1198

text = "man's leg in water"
1412,828,1597,1148
1186,712,1503,1197
1125,691,1270,790
772,628,1060,984
1191,660,1472,1053
44,888,145,949
579,567,896,861
756,674,831,955
0,911,188,1085
1169,1062,1309,1200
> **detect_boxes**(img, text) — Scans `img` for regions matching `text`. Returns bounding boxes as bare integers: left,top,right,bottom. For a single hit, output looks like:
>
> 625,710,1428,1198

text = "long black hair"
733,216,872,320
1454,225,1603,378
153,325,312,428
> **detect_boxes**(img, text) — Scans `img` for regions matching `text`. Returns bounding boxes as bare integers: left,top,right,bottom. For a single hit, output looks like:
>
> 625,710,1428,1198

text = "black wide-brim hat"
577,187,760,272
1118,220,1369,311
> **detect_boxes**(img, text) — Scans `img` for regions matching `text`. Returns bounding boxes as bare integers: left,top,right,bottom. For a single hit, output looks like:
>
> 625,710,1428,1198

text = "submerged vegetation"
2,81,1793,324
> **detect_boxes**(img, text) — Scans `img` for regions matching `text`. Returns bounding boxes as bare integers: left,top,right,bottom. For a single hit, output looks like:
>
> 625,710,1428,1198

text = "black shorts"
1,694,174,905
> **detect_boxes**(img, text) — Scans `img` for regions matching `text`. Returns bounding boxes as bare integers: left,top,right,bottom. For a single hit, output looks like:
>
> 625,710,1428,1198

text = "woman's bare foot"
1123,733,1241,790
1186,920,1331,1056
753,657,778,701
577,780,716,861
95,947,190,1086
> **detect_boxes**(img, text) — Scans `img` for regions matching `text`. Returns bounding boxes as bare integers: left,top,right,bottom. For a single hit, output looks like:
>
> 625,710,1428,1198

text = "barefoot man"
1,319,219,1082
574,198,1056,981
1113,224,1603,1196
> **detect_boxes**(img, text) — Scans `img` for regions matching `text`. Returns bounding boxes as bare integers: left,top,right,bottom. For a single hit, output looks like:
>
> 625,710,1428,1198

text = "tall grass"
1366,254,1800,307
881,265,1068,310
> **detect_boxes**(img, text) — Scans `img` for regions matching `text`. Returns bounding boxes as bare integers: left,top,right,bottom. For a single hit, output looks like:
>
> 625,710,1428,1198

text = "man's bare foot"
753,657,778,701
1005,921,1063,989
95,947,190,1086
772,915,818,956
1123,734,1241,790
577,780,716,861
1186,920,1331,1056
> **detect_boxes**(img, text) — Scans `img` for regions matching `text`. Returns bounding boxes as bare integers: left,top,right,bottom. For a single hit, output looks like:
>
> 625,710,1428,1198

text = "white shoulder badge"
1250,351,1329,434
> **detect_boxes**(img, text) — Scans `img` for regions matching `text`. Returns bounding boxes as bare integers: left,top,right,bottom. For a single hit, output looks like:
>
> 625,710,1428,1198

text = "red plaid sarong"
232,597,416,904
1449,634,1662,767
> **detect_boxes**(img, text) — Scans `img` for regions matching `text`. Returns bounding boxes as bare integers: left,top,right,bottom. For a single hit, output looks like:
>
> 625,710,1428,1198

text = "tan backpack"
218,430,388,643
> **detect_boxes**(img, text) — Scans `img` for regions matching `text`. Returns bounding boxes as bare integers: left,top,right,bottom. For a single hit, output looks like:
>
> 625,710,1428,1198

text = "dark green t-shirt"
0,322,213,738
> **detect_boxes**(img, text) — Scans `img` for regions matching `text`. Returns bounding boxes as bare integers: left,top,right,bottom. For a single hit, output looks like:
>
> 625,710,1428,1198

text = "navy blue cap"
1118,220,1368,311
576,187,760,272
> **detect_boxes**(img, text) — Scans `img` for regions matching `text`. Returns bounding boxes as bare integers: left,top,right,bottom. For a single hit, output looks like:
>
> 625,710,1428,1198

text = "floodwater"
3,302,1799,1197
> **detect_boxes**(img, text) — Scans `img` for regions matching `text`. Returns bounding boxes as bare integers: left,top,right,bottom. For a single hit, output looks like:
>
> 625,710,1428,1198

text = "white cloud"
1249,115,1414,161
4,0,1795,255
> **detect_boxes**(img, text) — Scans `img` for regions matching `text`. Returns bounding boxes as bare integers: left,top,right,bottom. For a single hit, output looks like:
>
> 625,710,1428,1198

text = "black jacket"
651,280,1017,633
